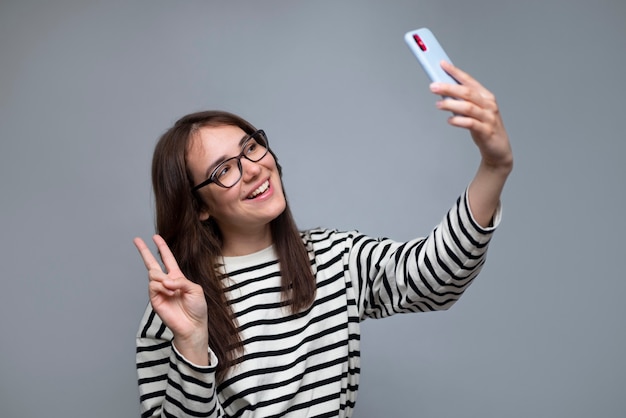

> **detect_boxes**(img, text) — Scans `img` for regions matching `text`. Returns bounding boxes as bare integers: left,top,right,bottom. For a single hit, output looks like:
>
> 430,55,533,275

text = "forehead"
187,125,247,158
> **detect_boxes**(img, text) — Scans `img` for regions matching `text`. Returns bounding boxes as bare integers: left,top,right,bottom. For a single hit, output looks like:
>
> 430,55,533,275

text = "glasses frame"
191,129,269,191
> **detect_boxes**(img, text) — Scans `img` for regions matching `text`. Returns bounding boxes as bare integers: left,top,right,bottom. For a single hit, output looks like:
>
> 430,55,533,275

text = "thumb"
162,275,201,294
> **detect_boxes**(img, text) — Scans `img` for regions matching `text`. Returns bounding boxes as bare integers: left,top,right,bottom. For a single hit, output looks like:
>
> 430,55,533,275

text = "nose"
240,157,262,182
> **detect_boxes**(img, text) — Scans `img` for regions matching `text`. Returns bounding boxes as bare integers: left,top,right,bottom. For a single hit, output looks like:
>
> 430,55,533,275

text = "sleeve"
136,304,224,418
350,189,501,319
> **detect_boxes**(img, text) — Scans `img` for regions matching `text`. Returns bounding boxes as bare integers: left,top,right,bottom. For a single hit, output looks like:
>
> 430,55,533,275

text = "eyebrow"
202,132,252,179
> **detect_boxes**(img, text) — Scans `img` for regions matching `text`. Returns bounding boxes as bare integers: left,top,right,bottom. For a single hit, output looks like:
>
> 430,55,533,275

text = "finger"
149,279,176,297
150,275,200,300
437,97,491,124
439,62,496,104
133,237,165,273
440,61,483,90
446,114,499,143
447,114,485,132
152,235,183,276
431,80,494,106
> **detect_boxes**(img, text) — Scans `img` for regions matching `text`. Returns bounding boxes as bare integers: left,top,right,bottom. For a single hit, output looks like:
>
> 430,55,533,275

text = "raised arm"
430,60,513,227
134,235,224,417
133,235,209,365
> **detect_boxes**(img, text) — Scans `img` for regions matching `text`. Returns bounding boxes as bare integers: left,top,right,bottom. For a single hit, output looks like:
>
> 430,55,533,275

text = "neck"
220,225,273,257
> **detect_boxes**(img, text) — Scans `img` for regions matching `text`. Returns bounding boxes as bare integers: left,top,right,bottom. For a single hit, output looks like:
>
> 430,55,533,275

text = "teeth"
248,180,269,198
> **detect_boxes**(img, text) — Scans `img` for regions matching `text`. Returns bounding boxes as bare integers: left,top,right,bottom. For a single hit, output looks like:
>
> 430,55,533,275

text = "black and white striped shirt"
136,191,500,417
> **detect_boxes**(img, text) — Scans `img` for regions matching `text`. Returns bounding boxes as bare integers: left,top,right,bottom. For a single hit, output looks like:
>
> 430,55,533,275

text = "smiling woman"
134,61,513,417
186,125,287,252
137,111,317,379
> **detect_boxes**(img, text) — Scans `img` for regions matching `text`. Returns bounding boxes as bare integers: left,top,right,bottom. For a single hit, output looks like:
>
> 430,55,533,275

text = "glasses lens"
244,132,269,162
206,131,269,189
213,158,241,188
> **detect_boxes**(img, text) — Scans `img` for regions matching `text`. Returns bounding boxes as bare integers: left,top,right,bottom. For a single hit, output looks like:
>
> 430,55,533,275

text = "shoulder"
300,228,368,254
300,227,359,242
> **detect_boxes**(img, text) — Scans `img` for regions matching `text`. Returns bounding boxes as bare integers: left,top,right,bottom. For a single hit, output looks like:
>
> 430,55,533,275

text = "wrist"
173,330,210,366
479,156,513,178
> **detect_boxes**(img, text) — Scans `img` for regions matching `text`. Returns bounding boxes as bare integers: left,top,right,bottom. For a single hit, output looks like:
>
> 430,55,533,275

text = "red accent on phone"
413,35,427,51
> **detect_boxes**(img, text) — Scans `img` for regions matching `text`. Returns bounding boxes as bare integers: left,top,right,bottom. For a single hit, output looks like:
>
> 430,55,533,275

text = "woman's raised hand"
134,235,209,365
430,61,513,227
430,60,513,172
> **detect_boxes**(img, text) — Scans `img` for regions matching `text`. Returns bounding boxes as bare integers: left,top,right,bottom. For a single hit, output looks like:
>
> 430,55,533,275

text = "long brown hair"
151,110,316,381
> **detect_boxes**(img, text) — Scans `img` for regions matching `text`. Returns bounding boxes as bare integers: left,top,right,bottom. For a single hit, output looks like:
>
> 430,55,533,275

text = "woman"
134,61,513,417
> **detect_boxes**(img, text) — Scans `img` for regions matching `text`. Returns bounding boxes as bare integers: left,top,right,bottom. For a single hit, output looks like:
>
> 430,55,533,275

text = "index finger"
133,236,164,273
439,61,497,107
440,61,485,91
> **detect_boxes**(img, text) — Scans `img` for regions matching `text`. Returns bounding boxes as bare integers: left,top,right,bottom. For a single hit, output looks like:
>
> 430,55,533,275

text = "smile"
247,180,270,199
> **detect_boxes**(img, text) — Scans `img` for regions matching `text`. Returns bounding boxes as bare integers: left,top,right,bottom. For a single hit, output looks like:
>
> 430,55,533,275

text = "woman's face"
186,125,286,242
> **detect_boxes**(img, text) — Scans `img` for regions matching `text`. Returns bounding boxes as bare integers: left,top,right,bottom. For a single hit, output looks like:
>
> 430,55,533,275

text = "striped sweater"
136,191,500,417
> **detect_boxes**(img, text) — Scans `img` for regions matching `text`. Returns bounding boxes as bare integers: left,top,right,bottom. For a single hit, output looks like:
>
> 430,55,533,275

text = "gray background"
1,0,625,417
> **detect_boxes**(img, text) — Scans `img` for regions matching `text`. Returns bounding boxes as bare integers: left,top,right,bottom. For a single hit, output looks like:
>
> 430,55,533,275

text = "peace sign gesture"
133,235,209,365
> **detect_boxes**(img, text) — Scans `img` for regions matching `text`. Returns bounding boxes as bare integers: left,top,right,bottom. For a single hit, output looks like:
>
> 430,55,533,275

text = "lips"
247,180,270,199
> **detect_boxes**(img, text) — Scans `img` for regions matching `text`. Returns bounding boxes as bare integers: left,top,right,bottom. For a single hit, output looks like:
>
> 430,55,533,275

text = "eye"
214,161,234,179
244,140,258,155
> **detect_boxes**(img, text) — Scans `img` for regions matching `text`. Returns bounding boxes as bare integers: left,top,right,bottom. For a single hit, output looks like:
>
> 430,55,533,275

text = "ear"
195,195,211,221
199,209,210,221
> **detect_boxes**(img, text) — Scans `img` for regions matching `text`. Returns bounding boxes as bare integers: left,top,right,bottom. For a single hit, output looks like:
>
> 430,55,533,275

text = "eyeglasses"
191,130,270,191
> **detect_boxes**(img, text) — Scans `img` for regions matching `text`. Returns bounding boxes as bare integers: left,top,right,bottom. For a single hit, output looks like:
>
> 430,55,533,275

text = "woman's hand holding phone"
430,61,512,171
405,27,513,227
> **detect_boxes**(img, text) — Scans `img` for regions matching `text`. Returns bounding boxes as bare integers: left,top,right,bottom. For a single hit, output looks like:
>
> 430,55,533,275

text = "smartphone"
404,27,459,86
